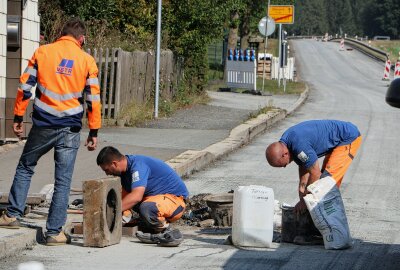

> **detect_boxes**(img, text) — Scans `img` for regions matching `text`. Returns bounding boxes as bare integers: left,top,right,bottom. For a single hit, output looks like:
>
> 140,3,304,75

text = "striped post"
395,61,400,80
339,39,345,51
382,59,391,81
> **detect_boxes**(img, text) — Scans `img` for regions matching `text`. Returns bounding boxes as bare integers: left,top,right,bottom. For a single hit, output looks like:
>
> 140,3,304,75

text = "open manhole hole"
204,193,233,227
106,189,117,232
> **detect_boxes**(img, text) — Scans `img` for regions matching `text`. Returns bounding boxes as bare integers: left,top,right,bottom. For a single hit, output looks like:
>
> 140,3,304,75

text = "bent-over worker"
266,120,362,245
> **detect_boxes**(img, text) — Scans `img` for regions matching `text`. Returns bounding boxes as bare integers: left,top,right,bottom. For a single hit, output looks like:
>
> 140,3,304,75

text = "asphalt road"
2,40,400,270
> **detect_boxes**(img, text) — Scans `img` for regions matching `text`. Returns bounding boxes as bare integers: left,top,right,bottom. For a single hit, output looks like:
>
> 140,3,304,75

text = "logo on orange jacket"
56,59,74,76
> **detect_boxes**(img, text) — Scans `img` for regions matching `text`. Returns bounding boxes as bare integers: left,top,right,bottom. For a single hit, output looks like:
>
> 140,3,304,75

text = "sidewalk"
0,88,308,259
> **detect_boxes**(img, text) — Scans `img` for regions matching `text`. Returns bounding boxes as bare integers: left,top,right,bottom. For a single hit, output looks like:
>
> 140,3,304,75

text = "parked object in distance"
373,36,390,41
386,78,400,108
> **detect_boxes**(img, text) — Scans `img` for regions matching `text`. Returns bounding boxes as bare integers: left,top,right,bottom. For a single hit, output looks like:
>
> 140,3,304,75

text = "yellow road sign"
269,5,294,24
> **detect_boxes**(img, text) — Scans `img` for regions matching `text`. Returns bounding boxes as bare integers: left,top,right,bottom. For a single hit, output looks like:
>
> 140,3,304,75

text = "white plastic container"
232,185,274,248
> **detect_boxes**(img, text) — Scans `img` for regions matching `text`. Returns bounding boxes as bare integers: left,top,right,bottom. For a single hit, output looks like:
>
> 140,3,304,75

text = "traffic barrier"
226,48,257,90
339,39,345,51
395,61,400,79
382,59,391,81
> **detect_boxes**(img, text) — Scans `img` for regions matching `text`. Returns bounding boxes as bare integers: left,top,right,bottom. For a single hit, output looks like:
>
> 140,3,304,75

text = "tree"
165,0,230,92
362,0,400,39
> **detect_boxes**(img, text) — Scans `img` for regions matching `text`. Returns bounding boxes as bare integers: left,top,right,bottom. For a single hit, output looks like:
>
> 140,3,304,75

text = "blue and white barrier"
226,49,257,90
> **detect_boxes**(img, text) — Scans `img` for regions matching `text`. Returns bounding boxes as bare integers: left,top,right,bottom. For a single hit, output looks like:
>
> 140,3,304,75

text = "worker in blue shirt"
97,146,189,247
265,120,362,245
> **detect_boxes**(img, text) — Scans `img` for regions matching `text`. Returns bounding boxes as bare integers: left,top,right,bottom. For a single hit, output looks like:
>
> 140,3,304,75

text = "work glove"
122,209,133,224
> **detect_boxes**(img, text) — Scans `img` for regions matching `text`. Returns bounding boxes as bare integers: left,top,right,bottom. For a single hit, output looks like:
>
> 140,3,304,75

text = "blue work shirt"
120,155,189,198
279,120,360,169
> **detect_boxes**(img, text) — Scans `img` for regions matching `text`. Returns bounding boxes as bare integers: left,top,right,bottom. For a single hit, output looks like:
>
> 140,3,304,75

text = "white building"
0,0,40,141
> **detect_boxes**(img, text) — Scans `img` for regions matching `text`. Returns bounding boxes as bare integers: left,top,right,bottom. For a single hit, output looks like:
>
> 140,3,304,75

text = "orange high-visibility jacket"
14,36,101,131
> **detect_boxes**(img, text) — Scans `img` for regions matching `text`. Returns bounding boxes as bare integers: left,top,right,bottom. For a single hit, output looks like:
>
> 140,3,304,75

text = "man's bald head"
265,142,291,167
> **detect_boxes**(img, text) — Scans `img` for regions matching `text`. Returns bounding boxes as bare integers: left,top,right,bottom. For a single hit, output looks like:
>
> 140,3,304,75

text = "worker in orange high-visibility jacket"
0,18,101,246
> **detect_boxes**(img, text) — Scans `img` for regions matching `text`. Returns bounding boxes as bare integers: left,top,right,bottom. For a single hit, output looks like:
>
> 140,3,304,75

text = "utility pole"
261,0,271,93
154,0,162,118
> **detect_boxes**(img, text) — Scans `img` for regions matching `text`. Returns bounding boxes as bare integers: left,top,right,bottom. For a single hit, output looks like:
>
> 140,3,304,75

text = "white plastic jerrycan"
232,185,274,248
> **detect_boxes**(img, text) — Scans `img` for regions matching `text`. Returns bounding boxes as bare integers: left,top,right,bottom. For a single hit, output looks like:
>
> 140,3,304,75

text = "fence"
208,41,225,69
271,57,295,81
87,48,183,120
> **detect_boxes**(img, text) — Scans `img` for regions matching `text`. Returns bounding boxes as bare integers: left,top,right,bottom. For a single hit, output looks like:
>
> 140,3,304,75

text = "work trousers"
134,194,186,232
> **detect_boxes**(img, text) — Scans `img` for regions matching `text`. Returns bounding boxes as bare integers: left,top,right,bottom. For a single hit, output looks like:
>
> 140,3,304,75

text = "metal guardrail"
288,36,323,40
288,36,389,62
329,38,389,62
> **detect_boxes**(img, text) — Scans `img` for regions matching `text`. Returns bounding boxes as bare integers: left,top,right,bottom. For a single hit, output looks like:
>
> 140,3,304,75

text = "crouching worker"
97,146,189,247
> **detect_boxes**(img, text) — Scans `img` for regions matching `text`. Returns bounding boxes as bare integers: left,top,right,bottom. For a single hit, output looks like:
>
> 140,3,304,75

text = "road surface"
2,40,399,270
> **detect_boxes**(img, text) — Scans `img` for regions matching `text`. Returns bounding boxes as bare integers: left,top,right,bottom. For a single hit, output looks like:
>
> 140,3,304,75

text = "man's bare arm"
121,186,145,211
306,160,321,187
298,166,309,198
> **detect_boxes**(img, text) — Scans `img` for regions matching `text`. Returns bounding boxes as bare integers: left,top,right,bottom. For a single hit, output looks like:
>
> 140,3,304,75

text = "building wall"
1,0,40,141
21,0,39,70
0,1,7,139
0,1,6,100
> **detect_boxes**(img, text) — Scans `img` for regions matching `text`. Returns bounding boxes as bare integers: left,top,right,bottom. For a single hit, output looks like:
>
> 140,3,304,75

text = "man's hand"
85,136,97,151
13,122,24,138
122,209,133,224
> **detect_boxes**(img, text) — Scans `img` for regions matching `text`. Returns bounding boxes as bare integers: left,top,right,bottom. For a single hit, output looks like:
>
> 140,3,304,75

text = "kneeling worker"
97,146,189,246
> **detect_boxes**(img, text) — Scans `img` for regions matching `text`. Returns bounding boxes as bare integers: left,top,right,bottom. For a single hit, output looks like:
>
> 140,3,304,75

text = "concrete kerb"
167,85,309,178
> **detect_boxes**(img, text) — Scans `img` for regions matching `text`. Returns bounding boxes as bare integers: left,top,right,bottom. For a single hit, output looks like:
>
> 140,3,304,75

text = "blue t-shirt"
279,120,360,169
120,155,189,198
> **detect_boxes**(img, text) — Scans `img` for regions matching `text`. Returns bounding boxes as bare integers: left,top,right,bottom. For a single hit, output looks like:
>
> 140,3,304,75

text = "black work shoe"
0,213,20,229
136,231,161,244
157,228,183,247
293,235,324,246
46,231,71,246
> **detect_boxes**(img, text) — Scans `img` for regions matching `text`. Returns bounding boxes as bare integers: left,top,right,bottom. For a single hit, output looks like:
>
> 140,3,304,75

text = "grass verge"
256,78,306,95
212,76,305,95
116,92,210,127
368,40,400,63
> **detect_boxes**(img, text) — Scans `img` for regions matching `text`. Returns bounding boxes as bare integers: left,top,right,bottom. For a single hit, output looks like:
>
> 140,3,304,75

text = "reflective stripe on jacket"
14,36,101,129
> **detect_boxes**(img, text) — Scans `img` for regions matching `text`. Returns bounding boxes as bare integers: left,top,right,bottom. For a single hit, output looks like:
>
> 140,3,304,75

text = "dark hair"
61,18,86,40
96,146,124,165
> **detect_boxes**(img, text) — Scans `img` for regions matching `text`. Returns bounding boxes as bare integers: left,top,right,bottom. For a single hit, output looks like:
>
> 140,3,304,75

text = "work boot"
136,228,183,247
46,231,71,246
0,213,20,229
157,228,184,247
293,235,324,246
136,231,161,244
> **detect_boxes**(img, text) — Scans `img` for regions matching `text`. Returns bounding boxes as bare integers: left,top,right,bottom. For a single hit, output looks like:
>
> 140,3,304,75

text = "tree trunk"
240,11,250,50
225,11,240,82
227,11,239,50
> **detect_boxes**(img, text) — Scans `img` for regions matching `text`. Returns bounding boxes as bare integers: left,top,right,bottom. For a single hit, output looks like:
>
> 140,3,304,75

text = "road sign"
269,5,294,24
258,16,276,37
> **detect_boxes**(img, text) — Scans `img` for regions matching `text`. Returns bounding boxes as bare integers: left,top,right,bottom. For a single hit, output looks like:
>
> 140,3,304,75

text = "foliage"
287,0,400,39
361,0,400,39
165,0,231,94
